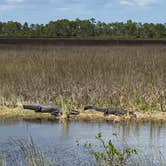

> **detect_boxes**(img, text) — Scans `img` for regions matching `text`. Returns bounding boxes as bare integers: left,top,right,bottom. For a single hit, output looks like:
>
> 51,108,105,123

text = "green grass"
0,45,165,112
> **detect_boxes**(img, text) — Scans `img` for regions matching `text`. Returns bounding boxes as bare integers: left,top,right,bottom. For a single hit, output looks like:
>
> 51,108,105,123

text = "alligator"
23,104,80,116
84,105,136,118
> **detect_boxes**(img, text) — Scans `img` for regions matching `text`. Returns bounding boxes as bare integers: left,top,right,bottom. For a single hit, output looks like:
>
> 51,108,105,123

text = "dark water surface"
0,120,165,165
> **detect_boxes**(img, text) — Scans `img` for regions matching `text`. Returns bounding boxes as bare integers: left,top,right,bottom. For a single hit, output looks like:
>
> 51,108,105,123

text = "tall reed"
0,45,165,111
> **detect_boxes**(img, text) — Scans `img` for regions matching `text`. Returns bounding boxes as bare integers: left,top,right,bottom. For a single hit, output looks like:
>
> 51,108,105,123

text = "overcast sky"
0,0,165,23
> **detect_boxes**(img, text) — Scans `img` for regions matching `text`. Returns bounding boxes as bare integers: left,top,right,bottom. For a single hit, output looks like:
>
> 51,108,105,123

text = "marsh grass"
1,137,52,166
0,45,165,112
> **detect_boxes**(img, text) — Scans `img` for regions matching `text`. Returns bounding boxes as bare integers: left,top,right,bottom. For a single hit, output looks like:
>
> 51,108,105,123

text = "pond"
0,120,165,165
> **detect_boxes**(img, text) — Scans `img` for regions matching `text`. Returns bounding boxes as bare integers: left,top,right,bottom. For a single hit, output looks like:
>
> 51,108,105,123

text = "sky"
0,0,165,24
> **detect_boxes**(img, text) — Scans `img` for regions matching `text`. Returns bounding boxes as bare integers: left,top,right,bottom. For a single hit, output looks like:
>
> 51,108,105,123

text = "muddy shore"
0,106,166,123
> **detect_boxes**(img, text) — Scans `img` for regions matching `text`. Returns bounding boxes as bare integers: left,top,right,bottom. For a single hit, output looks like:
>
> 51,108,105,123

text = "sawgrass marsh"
0,44,165,119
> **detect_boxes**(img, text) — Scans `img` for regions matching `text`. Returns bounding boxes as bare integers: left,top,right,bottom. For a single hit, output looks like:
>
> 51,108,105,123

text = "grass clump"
1,137,52,166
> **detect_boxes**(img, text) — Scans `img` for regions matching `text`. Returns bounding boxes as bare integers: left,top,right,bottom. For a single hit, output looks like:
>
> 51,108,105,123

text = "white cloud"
120,0,156,7
6,0,24,3
0,0,24,12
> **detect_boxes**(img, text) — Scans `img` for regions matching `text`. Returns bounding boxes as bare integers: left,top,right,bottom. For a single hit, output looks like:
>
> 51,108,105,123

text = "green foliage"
0,19,166,38
84,133,138,166
58,96,72,117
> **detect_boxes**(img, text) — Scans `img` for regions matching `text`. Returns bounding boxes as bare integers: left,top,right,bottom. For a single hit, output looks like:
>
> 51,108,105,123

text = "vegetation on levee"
0,19,166,39
0,45,165,121
1,106,166,122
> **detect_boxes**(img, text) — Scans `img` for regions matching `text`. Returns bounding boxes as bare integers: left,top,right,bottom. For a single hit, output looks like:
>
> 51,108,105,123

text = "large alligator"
84,105,136,118
23,104,80,116
23,104,61,116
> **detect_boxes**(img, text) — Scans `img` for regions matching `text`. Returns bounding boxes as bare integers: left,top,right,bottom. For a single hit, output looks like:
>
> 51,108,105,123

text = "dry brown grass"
0,44,165,113
0,106,56,121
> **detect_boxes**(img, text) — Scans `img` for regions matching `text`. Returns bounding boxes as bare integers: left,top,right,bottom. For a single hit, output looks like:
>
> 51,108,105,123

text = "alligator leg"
69,109,80,115
51,111,61,116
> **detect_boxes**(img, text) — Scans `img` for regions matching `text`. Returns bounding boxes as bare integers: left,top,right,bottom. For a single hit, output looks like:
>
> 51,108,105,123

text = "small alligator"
84,105,136,118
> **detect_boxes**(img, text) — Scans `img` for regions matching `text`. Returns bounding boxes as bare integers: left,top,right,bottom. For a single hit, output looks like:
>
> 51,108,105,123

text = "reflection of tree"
149,122,162,145
0,119,20,125
61,120,70,140
135,122,140,139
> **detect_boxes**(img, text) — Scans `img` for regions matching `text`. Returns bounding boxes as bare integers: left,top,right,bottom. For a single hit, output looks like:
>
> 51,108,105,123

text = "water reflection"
0,120,165,165
61,120,70,139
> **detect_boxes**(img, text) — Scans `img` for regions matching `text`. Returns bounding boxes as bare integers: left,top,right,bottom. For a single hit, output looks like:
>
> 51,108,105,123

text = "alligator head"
84,105,97,111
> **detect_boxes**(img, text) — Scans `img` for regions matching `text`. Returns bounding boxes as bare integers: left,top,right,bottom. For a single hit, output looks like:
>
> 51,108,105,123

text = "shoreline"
0,107,166,123
0,38,166,45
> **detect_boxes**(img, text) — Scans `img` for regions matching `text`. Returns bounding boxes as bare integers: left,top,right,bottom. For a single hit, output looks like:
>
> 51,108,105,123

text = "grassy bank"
0,45,165,117
1,106,166,122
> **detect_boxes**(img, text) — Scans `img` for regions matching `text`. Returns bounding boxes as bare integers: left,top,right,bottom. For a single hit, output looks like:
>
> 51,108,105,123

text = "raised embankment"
0,38,166,46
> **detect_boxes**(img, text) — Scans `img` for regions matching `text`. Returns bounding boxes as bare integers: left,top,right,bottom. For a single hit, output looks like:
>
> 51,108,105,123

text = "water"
0,120,165,165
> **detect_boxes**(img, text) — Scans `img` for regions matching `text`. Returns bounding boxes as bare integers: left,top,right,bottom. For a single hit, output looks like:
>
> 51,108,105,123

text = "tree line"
0,18,166,38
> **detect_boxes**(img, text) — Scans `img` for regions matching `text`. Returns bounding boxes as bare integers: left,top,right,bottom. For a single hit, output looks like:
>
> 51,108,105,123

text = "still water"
0,120,165,165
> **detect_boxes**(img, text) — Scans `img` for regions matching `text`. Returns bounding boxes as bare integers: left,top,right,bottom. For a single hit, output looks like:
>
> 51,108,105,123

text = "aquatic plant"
80,133,138,166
